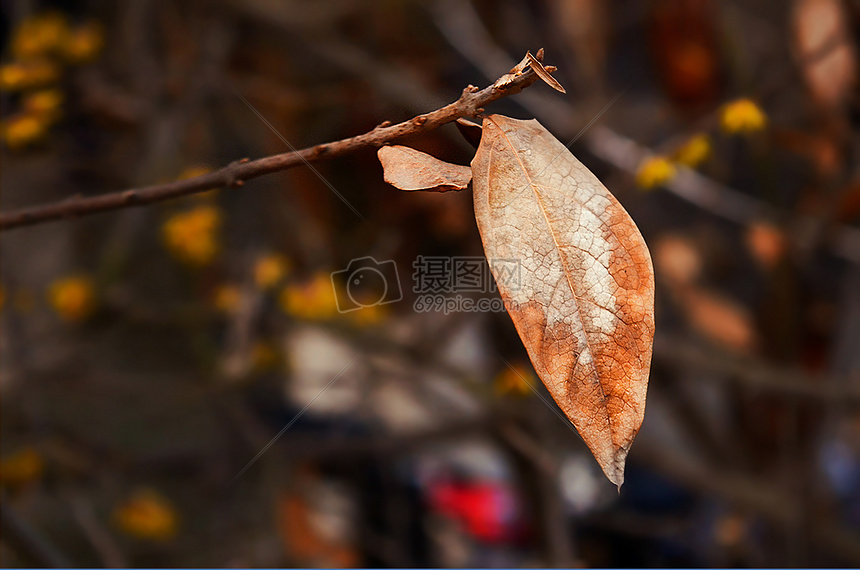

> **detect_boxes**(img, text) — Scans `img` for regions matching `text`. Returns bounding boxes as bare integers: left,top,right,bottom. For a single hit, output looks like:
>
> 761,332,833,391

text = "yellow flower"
22,88,63,122
0,447,44,487
635,156,676,189
494,363,536,397
161,206,221,266
675,134,711,168
279,273,339,320
61,22,104,64
113,489,178,541
254,253,290,289
213,285,241,313
48,275,95,322
0,59,60,91
12,12,70,59
2,114,50,149
720,99,767,134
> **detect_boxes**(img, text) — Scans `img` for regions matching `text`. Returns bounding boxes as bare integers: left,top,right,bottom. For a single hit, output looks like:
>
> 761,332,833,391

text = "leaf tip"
525,51,567,93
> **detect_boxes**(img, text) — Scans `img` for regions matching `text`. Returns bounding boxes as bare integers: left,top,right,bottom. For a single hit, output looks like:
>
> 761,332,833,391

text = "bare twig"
65,492,128,568
0,57,550,231
654,334,860,405
634,439,860,564
586,125,860,264
0,500,73,568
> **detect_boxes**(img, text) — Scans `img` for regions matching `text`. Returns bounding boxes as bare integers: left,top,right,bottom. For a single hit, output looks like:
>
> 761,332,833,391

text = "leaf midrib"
487,117,613,444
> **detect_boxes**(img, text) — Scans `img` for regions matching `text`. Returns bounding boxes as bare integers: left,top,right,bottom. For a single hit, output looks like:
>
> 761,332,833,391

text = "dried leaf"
378,145,471,192
654,233,702,287
494,49,566,93
525,51,567,93
745,222,787,270
472,115,654,487
493,53,532,90
680,288,757,352
792,0,857,110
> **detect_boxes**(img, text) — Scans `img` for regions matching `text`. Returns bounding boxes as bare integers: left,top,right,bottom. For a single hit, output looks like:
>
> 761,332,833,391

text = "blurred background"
2,0,860,567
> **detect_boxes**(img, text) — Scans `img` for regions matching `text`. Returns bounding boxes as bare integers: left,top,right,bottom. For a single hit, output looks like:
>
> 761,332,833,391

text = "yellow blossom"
2,114,49,149
675,134,711,167
12,12,70,59
720,99,767,134
254,253,290,289
279,273,339,320
213,285,242,313
22,88,63,122
161,206,221,266
494,363,536,397
48,275,95,322
61,22,104,64
635,156,676,189
113,489,178,541
0,59,60,91
0,447,44,487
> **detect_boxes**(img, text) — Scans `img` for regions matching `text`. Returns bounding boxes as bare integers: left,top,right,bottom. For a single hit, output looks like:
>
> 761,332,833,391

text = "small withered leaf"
494,52,531,90
525,52,566,93
792,0,856,109
378,145,471,192
472,115,654,487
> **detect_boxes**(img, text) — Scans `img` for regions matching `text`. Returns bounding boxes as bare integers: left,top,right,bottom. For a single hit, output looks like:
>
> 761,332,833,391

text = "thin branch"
634,439,860,564
0,56,547,231
0,499,73,568
585,125,860,264
654,334,860,405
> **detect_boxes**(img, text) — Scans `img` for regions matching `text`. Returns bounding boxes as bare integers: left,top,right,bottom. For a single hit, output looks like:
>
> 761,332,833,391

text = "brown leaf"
493,53,532,90
744,222,787,270
378,145,471,192
792,0,857,110
525,51,567,93
680,288,757,352
472,115,655,487
654,233,702,287
494,50,566,93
